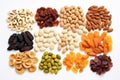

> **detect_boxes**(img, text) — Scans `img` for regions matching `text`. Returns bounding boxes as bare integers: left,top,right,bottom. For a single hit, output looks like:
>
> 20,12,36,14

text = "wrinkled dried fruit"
17,34,23,42
7,31,34,52
90,54,113,75
20,46,33,52
35,7,59,28
22,32,33,46
25,31,34,40
8,33,17,44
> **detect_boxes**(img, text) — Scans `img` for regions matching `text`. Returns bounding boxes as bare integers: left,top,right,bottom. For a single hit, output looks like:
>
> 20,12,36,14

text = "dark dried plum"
7,46,13,50
17,41,25,49
17,34,23,42
7,31,33,52
8,33,17,44
19,46,33,52
25,31,34,40
21,32,33,46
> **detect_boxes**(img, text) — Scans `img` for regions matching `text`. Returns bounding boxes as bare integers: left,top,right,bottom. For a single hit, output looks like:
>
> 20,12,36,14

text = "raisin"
90,54,113,75
25,31,34,40
35,7,59,28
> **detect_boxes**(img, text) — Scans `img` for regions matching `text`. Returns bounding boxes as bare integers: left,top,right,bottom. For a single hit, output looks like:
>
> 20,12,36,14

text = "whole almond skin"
86,5,113,32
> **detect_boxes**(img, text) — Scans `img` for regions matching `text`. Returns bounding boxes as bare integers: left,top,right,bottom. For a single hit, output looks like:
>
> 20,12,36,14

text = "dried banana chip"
15,67,25,74
31,57,38,64
9,59,15,66
28,51,36,58
15,64,23,70
9,54,16,60
28,65,36,72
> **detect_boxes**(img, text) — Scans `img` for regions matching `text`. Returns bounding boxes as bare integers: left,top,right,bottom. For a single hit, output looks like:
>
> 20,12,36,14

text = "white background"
0,0,120,80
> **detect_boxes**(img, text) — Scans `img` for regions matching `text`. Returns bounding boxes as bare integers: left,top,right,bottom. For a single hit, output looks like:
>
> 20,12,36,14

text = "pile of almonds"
34,28,60,52
60,6,86,33
7,9,35,32
86,5,113,32
58,29,80,54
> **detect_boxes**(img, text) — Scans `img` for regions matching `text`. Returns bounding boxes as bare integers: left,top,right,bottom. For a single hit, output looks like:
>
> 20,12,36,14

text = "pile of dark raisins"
35,7,59,28
90,54,113,75
7,31,34,52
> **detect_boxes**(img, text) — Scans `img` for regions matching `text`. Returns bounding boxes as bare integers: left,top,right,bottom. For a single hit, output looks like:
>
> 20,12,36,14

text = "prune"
25,31,34,40
17,34,23,42
35,7,59,28
17,41,25,49
7,46,13,50
21,32,33,46
90,54,113,75
8,33,17,45
13,42,20,50
7,31,33,52
19,46,33,52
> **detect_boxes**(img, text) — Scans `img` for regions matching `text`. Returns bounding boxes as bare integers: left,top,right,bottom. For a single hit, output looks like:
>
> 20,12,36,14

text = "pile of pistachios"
39,51,62,74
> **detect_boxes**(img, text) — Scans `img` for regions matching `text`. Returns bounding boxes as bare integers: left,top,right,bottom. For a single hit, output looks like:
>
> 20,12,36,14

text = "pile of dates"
7,31,34,52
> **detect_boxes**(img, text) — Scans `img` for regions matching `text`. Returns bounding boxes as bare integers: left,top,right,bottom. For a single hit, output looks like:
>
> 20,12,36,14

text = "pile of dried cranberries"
35,7,59,28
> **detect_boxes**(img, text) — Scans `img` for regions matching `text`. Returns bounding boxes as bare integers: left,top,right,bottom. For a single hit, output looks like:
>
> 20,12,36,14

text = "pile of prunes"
7,31,34,52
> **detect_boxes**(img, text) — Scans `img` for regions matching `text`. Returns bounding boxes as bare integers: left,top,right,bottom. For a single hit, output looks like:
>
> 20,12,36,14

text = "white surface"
0,0,120,80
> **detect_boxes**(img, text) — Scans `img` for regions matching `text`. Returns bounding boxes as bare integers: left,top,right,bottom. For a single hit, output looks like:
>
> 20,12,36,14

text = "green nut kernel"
54,63,58,66
58,62,62,66
52,66,57,69
47,59,51,62
39,63,43,66
44,69,49,73
54,70,58,74
48,63,51,68
51,59,54,65
39,66,43,70
57,66,62,70
48,52,53,56
41,59,45,63
48,56,51,59
56,54,61,60
55,59,59,62
44,51,48,56
52,54,56,59
42,56,45,59
43,66,47,69
50,70,54,74
49,68,52,71
45,55,49,59
43,62,47,66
